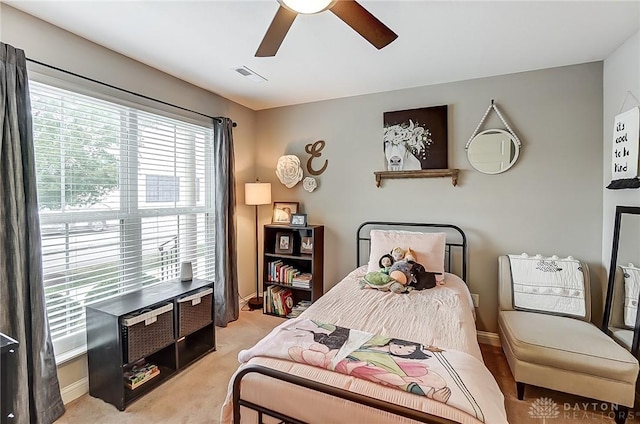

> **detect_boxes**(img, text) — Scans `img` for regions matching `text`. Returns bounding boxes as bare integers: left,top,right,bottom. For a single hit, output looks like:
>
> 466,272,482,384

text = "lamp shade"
245,182,272,206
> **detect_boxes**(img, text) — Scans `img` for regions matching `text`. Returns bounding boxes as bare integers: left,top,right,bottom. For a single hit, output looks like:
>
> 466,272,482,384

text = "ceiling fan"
256,0,398,57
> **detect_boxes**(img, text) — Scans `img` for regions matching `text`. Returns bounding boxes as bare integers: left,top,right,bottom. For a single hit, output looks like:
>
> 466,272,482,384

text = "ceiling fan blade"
256,5,298,57
330,0,397,50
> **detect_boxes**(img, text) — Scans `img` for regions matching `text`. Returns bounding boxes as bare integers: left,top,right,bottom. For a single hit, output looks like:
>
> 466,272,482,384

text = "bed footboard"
232,364,459,424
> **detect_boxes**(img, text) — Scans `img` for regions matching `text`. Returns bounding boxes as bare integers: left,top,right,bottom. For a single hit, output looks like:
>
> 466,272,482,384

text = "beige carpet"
55,311,636,423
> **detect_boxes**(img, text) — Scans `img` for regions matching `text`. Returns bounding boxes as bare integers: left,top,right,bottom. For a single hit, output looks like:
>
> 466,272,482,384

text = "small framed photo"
272,202,299,224
290,213,307,227
275,232,293,254
300,236,313,254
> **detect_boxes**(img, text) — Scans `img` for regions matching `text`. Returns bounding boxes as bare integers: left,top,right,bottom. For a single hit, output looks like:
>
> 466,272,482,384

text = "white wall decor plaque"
612,107,639,180
275,155,303,188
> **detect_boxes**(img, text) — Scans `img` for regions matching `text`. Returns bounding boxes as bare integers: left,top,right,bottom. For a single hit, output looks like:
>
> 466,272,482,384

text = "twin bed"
221,222,508,424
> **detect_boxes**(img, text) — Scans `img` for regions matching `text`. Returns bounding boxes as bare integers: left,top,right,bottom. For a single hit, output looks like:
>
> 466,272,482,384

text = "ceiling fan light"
278,0,335,14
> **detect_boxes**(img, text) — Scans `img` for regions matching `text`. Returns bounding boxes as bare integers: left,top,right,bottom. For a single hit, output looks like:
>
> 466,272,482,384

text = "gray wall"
255,63,605,333
602,31,640,277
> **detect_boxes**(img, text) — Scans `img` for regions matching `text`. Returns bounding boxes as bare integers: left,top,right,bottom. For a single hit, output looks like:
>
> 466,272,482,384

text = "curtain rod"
25,57,237,127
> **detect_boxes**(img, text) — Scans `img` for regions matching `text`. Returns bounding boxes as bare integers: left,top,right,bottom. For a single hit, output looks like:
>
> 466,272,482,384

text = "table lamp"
245,181,272,310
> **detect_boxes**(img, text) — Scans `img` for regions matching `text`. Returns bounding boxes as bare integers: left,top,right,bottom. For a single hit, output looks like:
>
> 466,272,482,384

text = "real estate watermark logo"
529,397,560,423
528,397,640,421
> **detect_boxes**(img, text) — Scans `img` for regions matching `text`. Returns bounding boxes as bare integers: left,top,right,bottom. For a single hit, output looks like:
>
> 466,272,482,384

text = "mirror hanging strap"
465,100,522,150
618,90,640,114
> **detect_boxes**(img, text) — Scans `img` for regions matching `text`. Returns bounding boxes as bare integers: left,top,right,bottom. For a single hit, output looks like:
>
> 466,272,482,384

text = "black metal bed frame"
232,222,468,424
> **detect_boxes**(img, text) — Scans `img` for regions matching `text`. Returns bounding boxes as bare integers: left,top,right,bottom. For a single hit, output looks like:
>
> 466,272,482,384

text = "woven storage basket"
121,303,174,364
178,288,213,338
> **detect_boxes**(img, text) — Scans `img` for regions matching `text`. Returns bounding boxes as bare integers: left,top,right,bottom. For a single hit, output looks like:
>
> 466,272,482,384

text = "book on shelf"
264,285,294,316
279,264,290,282
264,285,281,315
287,300,312,318
272,286,283,314
280,289,294,316
269,260,282,282
267,260,305,285
124,361,160,390
263,289,268,313
264,286,272,314
292,273,312,288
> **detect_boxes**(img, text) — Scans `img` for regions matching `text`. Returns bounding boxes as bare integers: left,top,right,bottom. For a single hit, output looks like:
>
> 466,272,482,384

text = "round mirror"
467,129,520,174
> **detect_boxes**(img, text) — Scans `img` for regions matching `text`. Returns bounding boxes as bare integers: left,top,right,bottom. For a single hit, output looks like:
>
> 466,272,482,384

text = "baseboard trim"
477,330,501,347
61,377,88,404
239,293,255,307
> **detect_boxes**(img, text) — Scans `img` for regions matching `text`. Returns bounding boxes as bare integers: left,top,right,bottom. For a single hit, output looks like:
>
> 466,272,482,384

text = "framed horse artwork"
383,105,448,171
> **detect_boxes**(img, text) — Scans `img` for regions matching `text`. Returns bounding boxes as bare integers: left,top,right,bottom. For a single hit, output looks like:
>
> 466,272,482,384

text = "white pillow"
508,253,586,319
622,264,640,328
367,230,446,281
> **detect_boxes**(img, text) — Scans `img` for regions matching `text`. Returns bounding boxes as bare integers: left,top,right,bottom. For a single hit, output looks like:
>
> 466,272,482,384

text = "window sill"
55,345,87,366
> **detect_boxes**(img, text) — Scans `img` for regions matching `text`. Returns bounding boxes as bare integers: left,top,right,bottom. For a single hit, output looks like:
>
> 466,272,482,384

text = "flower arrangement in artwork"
383,119,433,160
383,105,448,171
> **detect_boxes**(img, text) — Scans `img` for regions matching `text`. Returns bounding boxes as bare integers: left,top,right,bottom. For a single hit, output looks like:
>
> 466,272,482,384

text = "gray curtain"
213,117,239,326
0,43,65,423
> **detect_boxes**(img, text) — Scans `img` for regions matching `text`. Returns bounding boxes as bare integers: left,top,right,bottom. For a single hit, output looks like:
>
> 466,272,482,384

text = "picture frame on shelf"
290,213,307,227
300,236,313,254
272,202,299,224
275,232,294,254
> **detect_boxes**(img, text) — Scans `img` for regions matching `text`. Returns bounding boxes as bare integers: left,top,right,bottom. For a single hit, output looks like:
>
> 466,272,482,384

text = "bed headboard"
356,221,468,282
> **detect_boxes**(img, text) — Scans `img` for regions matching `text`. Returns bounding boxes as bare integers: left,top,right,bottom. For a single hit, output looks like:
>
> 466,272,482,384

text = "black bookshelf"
86,278,215,410
263,225,324,317
1,333,18,424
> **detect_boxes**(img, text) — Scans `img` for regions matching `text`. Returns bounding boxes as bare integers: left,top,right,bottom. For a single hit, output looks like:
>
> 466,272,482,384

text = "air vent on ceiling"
233,66,267,83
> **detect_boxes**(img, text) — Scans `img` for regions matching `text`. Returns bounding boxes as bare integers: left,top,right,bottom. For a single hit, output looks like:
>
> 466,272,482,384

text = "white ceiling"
7,0,640,111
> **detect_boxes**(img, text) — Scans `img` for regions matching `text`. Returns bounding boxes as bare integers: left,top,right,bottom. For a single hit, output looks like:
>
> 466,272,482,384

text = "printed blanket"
238,318,489,422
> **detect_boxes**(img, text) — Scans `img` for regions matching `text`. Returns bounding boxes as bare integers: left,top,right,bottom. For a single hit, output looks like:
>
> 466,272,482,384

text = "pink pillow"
367,230,446,282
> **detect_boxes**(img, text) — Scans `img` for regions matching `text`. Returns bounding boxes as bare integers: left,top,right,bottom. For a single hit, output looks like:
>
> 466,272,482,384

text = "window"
145,175,201,203
146,175,180,203
30,81,216,360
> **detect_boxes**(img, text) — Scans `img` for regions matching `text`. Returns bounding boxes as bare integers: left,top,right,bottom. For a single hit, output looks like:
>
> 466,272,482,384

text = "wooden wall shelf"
374,169,459,187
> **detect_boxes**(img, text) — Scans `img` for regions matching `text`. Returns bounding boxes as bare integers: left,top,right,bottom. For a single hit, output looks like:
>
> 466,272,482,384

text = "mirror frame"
602,205,640,355
466,129,520,175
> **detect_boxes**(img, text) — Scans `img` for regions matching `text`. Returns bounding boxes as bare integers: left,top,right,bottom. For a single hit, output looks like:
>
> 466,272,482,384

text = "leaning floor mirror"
603,206,640,355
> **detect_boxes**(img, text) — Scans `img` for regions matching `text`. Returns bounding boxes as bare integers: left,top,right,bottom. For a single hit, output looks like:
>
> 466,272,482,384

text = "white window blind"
30,81,216,360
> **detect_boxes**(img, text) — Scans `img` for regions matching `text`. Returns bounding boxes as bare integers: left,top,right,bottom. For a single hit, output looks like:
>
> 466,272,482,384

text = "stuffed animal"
388,260,413,285
404,247,417,262
361,271,409,293
369,248,425,293
381,246,416,269
390,247,406,262
378,253,394,271
365,254,442,291
408,261,443,290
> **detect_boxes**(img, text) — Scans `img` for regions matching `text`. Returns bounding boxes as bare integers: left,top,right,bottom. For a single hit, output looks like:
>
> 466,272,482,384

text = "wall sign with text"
608,107,640,189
